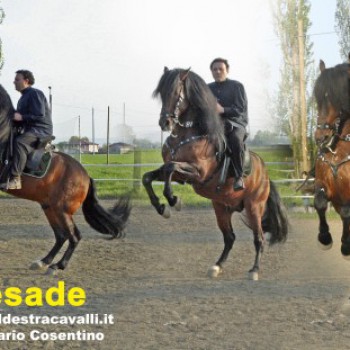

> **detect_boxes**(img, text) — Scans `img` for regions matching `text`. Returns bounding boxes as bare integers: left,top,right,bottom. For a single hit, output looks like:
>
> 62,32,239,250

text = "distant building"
63,141,99,154
109,142,134,154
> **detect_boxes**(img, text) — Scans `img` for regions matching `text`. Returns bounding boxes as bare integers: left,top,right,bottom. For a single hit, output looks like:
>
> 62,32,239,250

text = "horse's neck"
0,113,12,145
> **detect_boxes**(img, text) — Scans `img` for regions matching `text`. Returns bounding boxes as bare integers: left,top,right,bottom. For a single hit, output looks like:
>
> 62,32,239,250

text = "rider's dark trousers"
11,133,38,177
225,125,246,178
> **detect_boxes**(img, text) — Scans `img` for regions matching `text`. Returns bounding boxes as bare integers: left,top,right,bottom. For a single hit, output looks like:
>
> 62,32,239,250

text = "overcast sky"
0,0,341,143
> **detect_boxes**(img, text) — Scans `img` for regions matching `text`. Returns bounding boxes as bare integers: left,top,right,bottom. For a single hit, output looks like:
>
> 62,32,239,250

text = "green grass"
2,147,306,208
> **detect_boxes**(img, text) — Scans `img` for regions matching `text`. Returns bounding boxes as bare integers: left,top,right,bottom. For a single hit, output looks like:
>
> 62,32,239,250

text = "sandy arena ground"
1,198,350,349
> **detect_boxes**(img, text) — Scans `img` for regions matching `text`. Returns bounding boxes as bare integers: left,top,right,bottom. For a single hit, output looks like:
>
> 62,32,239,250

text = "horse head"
314,59,350,151
154,67,191,132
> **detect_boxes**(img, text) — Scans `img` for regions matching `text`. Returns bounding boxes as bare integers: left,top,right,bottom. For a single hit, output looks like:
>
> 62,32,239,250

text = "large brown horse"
142,67,288,280
314,58,350,257
0,84,131,274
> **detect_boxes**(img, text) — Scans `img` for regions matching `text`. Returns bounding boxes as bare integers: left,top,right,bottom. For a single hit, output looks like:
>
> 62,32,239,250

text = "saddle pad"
24,151,52,178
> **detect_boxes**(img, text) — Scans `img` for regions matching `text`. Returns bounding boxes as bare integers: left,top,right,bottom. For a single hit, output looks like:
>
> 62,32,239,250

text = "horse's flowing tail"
82,178,132,238
262,180,288,245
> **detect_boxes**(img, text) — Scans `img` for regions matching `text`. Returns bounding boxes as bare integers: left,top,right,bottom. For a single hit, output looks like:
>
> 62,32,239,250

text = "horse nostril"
159,118,170,131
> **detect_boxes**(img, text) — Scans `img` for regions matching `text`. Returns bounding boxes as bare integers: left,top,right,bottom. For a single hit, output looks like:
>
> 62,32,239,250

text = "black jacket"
17,87,53,137
208,79,248,129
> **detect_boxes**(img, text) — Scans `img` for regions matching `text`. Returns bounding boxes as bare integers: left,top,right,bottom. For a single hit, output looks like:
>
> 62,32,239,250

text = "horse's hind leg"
208,202,235,278
31,209,81,274
244,204,265,281
314,187,333,249
49,222,81,273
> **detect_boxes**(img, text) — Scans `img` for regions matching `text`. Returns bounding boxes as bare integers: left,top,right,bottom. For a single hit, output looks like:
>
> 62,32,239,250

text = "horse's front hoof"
30,260,48,270
174,197,182,211
248,271,259,281
207,265,222,278
318,232,333,250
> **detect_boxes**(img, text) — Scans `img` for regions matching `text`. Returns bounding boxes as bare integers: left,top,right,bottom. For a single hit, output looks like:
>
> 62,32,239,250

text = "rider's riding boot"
2,176,22,190
234,177,245,191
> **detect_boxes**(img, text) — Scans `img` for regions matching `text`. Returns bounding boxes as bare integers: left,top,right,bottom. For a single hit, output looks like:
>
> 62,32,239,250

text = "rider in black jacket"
208,58,248,191
0,70,52,190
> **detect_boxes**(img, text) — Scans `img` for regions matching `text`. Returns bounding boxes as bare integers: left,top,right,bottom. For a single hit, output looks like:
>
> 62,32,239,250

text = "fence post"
133,147,141,193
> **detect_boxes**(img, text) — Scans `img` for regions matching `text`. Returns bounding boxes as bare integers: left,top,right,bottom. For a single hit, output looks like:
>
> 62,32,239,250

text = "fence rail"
83,162,314,201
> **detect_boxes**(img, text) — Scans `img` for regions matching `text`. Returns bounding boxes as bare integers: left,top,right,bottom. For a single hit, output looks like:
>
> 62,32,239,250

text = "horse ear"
180,67,191,81
319,60,326,72
164,66,169,73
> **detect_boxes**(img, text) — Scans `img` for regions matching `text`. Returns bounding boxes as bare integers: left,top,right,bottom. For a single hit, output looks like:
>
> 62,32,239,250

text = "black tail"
262,180,288,245
82,178,132,238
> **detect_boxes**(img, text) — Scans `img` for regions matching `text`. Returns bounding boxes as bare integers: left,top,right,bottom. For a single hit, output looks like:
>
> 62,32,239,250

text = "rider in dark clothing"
17,86,52,136
0,70,52,190
208,57,248,191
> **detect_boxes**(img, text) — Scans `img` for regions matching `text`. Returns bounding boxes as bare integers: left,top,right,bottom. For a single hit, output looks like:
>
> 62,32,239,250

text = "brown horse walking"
0,84,131,274
314,58,350,257
142,67,288,280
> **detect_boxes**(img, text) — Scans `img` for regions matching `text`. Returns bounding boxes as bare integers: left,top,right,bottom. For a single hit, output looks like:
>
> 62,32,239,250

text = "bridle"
160,79,209,159
316,109,350,155
316,120,339,154
160,82,195,138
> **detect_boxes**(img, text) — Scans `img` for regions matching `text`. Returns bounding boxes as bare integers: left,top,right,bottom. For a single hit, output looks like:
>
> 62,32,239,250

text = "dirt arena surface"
1,198,350,349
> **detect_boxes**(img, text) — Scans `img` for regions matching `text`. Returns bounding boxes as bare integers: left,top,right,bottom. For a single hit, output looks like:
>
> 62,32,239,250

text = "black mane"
0,84,14,144
314,63,350,115
153,68,225,150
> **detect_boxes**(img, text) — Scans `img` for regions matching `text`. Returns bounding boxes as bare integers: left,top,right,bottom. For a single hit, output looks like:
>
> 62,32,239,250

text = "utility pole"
78,115,81,164
107,106,110,165
123,102,126,143
298,16,309,173
48,86,52,118
92,107,95,155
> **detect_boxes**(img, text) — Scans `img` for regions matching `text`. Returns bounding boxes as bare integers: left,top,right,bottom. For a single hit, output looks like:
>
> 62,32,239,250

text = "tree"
68,136,90,143
134,138,159,149
0,4,4,72
113,124,135,144
272,0,314,175
250,130,279,146
335,0,350,61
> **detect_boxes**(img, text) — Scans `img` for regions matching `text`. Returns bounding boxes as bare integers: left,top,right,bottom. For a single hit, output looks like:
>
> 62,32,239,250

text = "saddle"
0,135,55,182
24,135,56,177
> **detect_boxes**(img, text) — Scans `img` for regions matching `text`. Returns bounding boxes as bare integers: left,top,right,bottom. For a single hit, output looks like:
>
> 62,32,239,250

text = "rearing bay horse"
0,84,131,274
143,67,288,280
314,58,350,257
